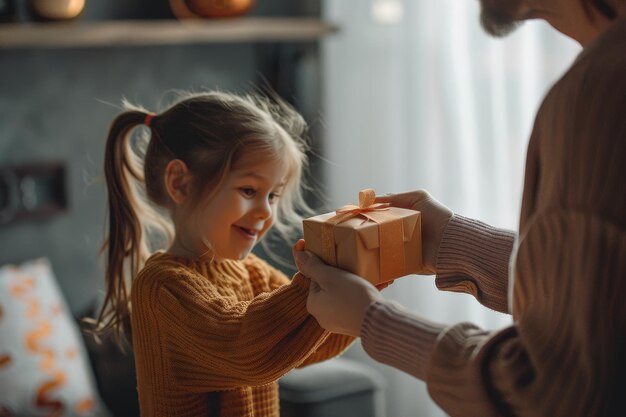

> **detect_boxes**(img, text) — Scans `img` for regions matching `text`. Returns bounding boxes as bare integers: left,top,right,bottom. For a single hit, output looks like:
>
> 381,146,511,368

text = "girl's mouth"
234,225,257,240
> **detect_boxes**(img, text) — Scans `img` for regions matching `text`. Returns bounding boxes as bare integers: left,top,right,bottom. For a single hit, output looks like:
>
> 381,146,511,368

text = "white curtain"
320,1,580,416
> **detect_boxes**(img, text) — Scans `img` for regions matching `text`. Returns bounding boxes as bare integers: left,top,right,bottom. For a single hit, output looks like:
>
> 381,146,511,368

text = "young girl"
93,91,354,417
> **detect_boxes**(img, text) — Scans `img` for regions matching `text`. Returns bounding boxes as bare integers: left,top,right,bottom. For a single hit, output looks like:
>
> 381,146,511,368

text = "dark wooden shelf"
0,18,339,49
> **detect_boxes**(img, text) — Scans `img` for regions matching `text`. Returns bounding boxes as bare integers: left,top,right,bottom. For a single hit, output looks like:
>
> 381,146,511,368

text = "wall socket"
0,162,68,226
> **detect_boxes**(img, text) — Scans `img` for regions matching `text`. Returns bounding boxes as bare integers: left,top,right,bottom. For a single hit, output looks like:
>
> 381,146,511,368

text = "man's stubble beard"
479,0,528,37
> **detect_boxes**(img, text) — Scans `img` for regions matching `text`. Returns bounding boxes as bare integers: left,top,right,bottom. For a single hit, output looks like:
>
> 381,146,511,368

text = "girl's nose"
253,196,272,219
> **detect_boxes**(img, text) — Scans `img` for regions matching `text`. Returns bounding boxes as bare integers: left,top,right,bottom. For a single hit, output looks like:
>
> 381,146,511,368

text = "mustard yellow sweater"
130,252,354,417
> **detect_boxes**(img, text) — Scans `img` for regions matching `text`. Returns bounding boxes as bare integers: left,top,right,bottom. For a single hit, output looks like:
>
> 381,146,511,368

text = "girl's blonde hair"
94,90,312,346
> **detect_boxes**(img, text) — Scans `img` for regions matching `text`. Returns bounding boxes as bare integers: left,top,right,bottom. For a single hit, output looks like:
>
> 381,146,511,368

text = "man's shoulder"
555,25,626,98
537,35,625,139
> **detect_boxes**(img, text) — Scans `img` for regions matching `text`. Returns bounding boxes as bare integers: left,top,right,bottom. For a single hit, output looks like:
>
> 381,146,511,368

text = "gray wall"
0,0,323,315
0,44,259,314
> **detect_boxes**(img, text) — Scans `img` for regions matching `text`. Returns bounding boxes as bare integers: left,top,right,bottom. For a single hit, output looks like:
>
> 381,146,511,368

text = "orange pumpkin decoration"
170,0,254,19
28,0,85,21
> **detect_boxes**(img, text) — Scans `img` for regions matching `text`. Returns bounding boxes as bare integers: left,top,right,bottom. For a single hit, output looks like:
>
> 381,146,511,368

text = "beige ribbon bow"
320,189,405,283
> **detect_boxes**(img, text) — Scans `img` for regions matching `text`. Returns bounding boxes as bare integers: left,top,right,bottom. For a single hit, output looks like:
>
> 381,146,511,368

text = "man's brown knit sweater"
361,15,626,417
131,252,354,417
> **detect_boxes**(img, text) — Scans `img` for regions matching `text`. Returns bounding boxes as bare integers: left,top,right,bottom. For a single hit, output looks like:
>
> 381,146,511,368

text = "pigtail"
91,109,174,349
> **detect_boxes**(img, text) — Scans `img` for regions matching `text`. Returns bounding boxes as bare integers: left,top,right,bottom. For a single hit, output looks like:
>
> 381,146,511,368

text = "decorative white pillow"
0,258,110,417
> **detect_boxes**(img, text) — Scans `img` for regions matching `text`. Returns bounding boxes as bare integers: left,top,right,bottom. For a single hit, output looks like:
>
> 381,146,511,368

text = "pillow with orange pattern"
0,258,110,417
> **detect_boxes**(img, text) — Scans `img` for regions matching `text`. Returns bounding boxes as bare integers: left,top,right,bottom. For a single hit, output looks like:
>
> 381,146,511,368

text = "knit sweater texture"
131,252,354,417
361,16,626,417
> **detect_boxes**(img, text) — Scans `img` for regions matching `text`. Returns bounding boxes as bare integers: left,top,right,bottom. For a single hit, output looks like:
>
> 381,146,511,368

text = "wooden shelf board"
0,18,339,49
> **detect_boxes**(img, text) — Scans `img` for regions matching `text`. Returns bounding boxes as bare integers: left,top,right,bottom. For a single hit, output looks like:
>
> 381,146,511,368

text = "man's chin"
479,0,526,37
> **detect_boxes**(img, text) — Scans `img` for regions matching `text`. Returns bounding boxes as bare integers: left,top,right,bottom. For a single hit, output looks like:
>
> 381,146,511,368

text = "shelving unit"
0,18,339,49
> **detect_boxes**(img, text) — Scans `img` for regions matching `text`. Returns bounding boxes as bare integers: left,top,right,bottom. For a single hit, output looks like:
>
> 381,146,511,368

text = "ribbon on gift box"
321,189,406,282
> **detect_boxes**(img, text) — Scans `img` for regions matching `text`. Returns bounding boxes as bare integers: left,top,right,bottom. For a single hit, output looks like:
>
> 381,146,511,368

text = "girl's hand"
375,190,453,275
293,240,382,337
293,240,393,291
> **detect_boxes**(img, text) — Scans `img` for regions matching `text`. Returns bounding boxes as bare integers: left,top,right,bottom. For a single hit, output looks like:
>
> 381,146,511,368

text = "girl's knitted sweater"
130,252,354,417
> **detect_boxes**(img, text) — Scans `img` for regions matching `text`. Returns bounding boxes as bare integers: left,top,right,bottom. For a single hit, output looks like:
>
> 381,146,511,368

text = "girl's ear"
164,159,192,205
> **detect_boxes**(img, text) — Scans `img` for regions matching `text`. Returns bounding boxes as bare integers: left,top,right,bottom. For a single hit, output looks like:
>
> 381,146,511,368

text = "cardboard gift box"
302,189,422,285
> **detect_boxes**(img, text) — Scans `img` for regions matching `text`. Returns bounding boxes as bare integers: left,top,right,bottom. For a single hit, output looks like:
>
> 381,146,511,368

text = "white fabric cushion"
0,258,109,417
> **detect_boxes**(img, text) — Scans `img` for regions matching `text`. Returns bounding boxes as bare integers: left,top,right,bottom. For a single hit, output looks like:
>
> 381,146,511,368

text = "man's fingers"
375,192,410,207
374,195,393,203
375,190,430,209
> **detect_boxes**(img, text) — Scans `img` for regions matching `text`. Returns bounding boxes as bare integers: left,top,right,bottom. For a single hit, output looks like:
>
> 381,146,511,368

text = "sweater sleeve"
361,300,446,380
156,272,332,391
435,214,516,313
363,210,626,417
246,256,356,367
296,333,356,367
246,254,292,291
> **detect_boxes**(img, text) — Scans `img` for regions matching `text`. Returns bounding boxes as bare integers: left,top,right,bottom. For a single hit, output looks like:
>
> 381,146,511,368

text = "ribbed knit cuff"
361,300,444,380
291,272,312,291
425,322,495,413
435,214,516,313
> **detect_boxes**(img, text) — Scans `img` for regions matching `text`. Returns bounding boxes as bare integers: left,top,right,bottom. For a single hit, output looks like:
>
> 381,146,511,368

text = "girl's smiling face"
185,152,289,260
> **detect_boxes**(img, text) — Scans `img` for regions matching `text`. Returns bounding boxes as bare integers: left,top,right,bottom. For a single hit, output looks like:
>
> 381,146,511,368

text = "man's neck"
531,2,625,46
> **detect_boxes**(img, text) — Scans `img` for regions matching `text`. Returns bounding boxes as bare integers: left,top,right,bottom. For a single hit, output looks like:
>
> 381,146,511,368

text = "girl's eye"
269,192,281,203
239,188,256,197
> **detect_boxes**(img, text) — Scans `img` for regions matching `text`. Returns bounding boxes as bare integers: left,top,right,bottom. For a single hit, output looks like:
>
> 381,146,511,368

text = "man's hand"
375,190,453,275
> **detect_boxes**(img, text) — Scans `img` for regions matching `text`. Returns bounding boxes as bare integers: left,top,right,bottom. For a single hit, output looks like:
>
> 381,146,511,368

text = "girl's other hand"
292,240,382,337
375,190,453,275
293,239,306,252
294,240,393,291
